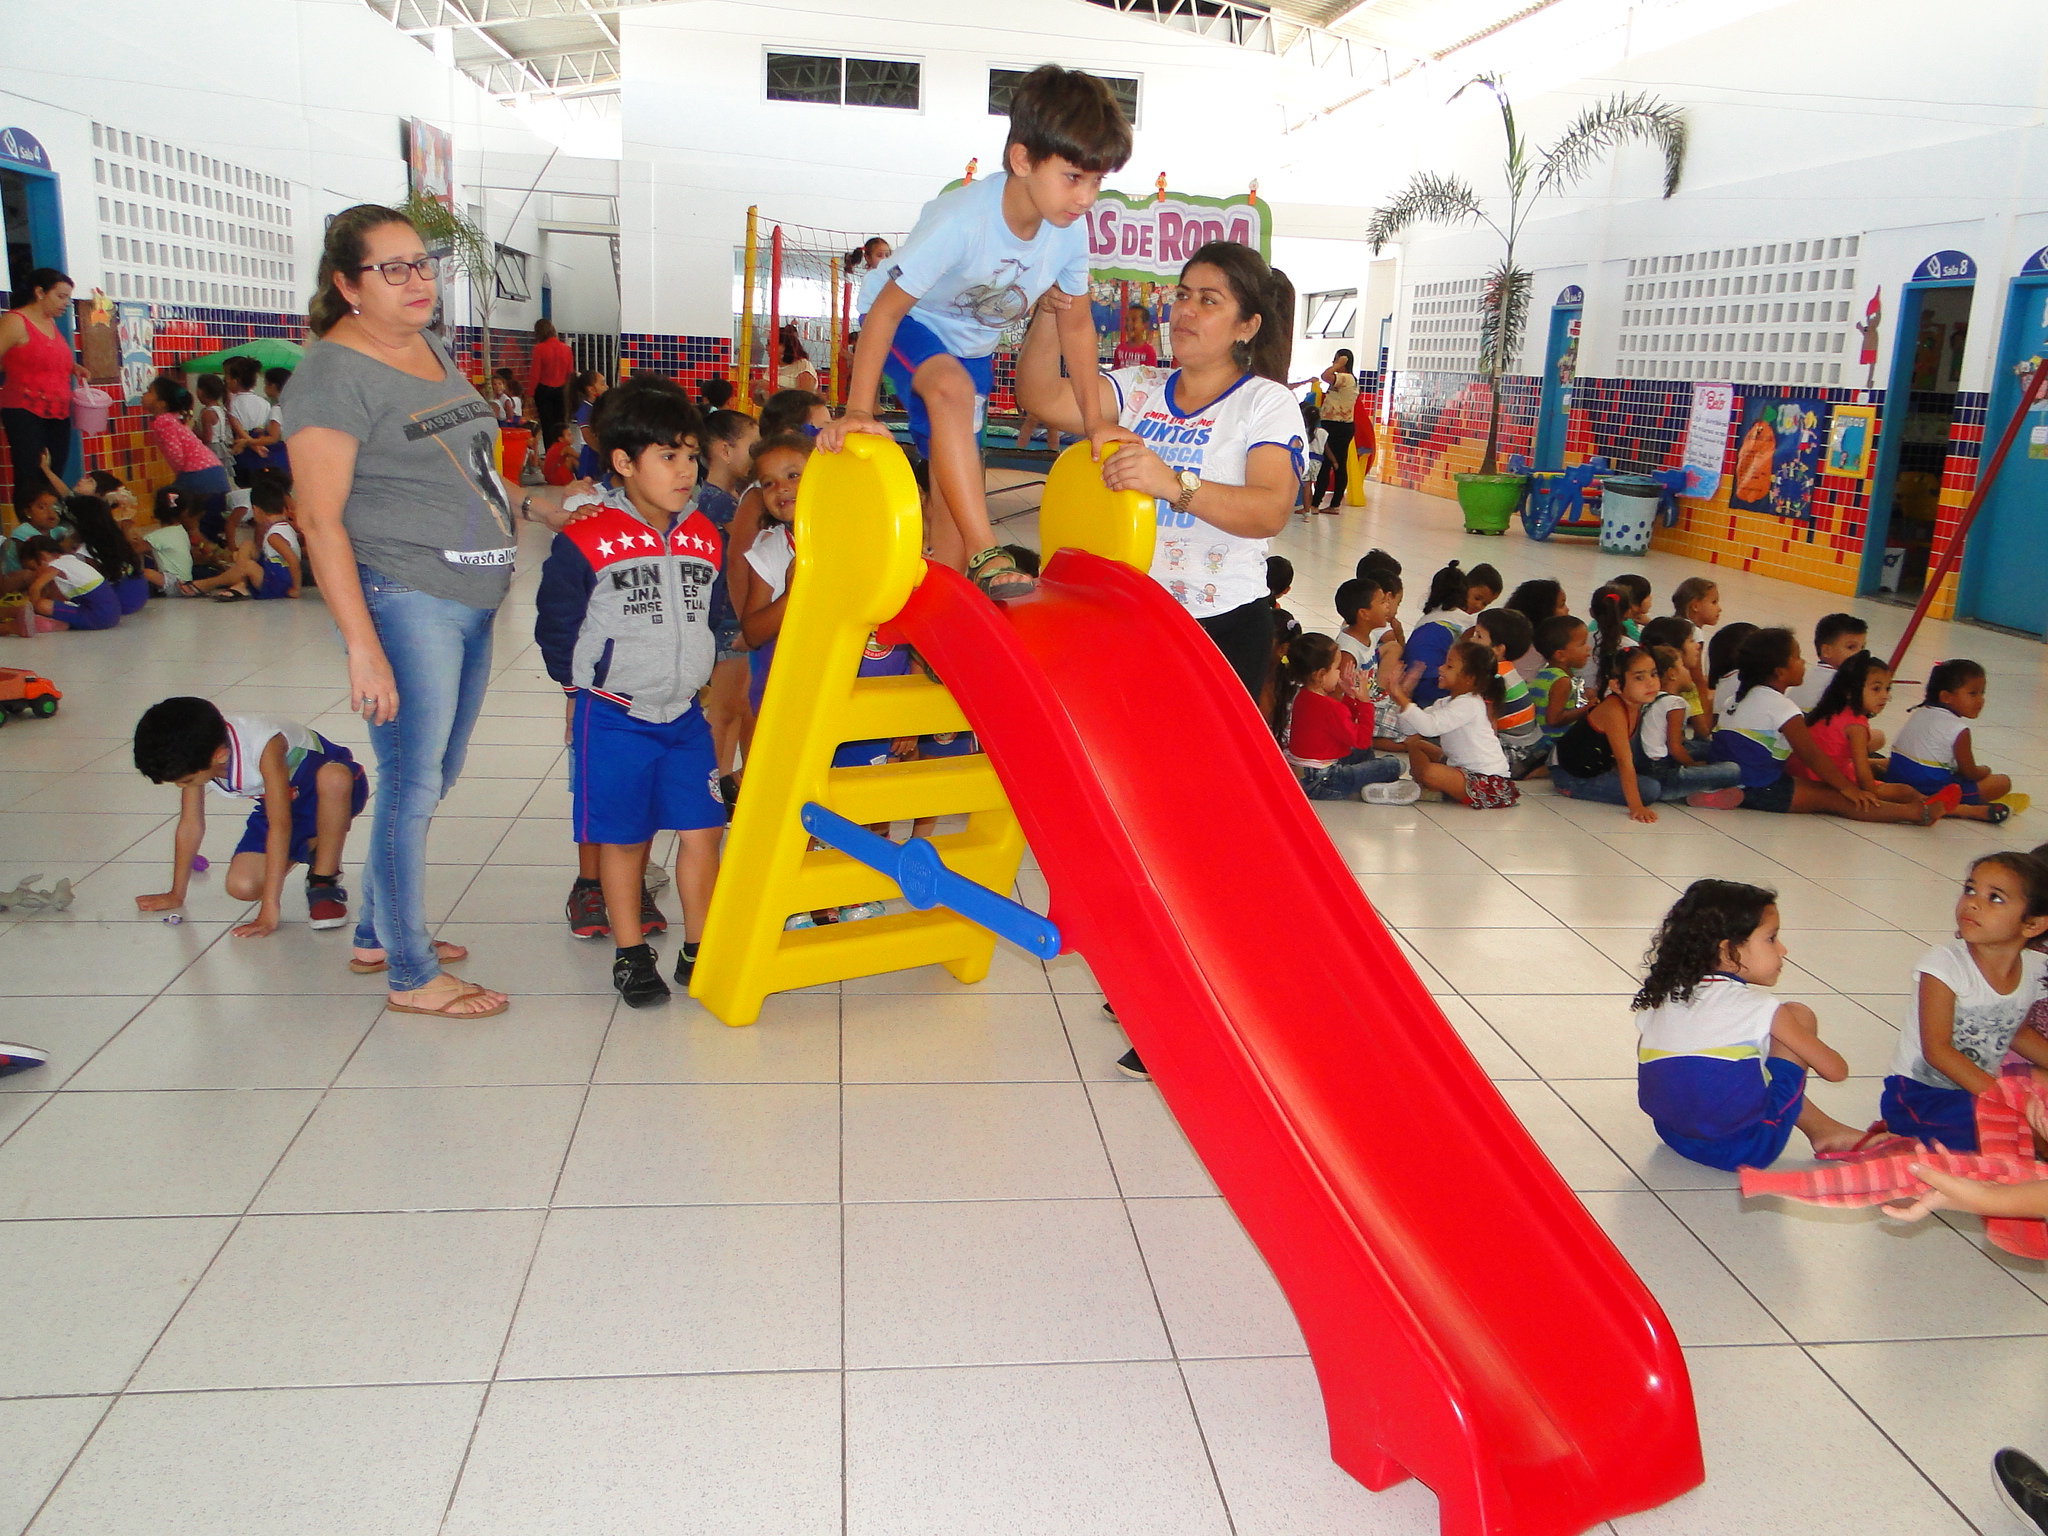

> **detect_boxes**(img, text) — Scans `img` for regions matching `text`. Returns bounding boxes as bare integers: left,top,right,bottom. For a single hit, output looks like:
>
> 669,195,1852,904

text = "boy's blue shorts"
1881,1072,1981,1151
1652,1056,1806,1171
254,561,293,600
883,314,991,459
1883,755,1982,802
233,737,369,864
571,691,722,845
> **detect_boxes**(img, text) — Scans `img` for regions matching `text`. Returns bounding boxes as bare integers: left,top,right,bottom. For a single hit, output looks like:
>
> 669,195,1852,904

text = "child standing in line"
140,378,235,521
133,696,372,942
1634,879,1865,1169
1531,614,1596,751
1267,556,1300,648
1883,659,2025,823
1881,853,2048,1151
1789,651,1933,810
697,407,761,797
1470,607,1543,776
1639,645,1745,801
1276,632,1415,803
1786,612,1869,713
535,380,725,1008
824,65,1134,600
1382,637,1520,809
1402,559,1477,707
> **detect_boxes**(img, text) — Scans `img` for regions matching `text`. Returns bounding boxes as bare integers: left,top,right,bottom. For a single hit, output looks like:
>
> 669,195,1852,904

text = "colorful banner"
115,300,155,404
1082,190,1271,283
1730,395,1830,522
1680,382,1734,498
406,118,453,206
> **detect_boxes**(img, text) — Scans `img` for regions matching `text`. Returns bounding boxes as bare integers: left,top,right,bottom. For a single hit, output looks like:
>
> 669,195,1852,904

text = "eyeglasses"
356,257,439,285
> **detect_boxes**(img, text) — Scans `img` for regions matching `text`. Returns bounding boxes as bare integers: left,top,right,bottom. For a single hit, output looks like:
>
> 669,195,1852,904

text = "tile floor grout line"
1797,1342,1988,1535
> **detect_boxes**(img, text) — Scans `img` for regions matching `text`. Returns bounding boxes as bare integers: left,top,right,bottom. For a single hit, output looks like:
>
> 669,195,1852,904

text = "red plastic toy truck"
0,666,61,724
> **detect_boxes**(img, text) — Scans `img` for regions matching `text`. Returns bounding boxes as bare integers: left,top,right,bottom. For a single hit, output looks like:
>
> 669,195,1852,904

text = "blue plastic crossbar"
799,802,1063,959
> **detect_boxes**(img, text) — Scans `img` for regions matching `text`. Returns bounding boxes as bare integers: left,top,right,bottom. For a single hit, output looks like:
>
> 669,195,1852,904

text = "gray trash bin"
1599,475,1661,556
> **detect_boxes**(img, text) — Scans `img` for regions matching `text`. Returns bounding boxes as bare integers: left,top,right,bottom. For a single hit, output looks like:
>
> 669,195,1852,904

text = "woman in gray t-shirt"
287,205,585,1017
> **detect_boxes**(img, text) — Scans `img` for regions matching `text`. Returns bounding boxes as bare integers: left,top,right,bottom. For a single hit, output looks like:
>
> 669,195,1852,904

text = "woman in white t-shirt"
1014,241,1304,699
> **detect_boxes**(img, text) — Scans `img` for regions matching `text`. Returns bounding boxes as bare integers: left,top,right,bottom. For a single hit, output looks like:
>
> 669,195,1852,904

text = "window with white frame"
90,120,298,311
1303,289,1357,342
1612,235,1862,386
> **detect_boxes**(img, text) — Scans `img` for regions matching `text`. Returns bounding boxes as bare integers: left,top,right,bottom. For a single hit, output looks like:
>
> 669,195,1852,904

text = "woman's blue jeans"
353,566,495,990
1298,749,1404,800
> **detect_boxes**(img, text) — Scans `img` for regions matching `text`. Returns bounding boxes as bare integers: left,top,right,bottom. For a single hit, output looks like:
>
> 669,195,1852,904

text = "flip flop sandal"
349,939,470,975
966,546,1035,603
1999,793,2032,816
1988,802,2014,824
211,588,251,603
383,979,508,1019
1814,1122,1919,1162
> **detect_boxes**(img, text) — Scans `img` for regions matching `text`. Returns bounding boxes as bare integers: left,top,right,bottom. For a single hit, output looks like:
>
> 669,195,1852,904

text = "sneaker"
306,878,349,930
639,885,668,936
1362,780,1422,805
673,942,700,985
612,943,670,1008
1994,1448,2048,1534
0,1041,49,1078
1114,1047,1150,1081
1684,787,1745,810
566,878,609,939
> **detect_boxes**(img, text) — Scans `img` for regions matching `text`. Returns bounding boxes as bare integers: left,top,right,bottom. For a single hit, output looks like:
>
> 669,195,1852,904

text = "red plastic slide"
891,551,1702,1536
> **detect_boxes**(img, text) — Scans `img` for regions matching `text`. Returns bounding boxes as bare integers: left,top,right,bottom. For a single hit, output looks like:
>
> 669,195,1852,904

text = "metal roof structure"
361,0,665,100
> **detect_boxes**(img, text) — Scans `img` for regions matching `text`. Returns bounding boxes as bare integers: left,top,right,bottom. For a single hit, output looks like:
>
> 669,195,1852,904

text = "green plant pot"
1454,473,1527,535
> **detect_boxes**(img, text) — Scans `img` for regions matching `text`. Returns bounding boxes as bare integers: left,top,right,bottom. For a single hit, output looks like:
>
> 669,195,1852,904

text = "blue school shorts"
570,691,722,846
254,560,294,600
233,737,369,864
1883,756,1981,803
1880,1073,1980,1151
883,314,992,459
1652,1055,1806,1171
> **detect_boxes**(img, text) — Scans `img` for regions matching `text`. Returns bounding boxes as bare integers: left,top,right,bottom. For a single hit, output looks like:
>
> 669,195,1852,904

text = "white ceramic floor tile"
841,991,1078,1082
1470,993,1640,1079
1402,927,1641,995
1125,1196,1307,1359
65,993,382,1090
845,1198,1168,1367
0,996,144,1092
26,1383,484,1536
498,1203,841,1377
1549,1077,1746,1191
844,1082,1119,1201
253,1085,586,1212
1492,1079,1648,1191
1575,1192,1790,1347
0,1216,235,1394
1505,874,1693,928
443,1373,843,1536
163,923,392,995
0,811,168,863
1085,1080,1220,1198
554,1083,841,1205
1776,928,1931,994
0,916,229,995
131,1210,543,1389
1433,994,1537,1079
845,1362,1233,1536
0,1395,111,1535
414,921,621,994
335,993,612,1087
1591,834,1798,881
592,992,841,1083
1356,871,1560,928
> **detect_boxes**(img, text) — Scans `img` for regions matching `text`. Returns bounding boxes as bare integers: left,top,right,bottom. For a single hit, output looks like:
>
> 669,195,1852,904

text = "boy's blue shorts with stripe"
571,692,722,845
883,314,991,459
1652,1055,1806,1171
1883,755,1982,802
233,737,369,863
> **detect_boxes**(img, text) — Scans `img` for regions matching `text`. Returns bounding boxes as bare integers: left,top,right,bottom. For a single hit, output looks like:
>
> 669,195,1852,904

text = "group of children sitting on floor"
1270,553,2027,826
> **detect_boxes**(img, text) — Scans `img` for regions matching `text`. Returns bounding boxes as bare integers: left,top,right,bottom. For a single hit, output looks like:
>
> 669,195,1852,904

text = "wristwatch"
1175,470,1201,512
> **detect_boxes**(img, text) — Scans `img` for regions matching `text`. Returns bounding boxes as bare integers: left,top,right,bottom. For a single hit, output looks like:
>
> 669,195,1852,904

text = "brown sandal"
350,939,470,975
966,546,1035,603
384,979,508,1019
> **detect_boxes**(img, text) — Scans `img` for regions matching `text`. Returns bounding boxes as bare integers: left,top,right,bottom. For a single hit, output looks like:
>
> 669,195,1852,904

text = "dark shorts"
1884,755,1980,802
50,582,121,631
1880,1072,1980,1152
1655,1056,1807,1171
918,730,981,759
254,561,293,600
883,314,992,459
570,691,722,845
233,737,369,863
1737,774,1796,813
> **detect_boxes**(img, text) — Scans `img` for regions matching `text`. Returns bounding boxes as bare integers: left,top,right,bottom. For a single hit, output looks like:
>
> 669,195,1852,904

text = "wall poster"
1730,394,1830,522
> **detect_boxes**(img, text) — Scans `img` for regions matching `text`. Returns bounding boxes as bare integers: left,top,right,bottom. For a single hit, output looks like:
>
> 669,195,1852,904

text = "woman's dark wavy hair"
64,494,138,584
1635,879,1778,1010
309,204,419,337
1182,241,1295,385
1733,625,1799,704
1807,649,1889,728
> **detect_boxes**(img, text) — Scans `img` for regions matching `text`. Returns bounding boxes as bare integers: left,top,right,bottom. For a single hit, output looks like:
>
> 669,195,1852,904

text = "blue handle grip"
800,802,1062,959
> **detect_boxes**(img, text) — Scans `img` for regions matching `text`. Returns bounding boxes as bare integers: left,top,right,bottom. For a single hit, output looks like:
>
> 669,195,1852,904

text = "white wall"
620,0,1286,338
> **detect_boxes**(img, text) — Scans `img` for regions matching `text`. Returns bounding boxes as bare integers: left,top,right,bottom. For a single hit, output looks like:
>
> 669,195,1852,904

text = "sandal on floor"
383,979,508,1019
1815,1122,1918,1162
211,587,250,602
966,546,1035,603
1987,801,2014,824
1999,793,2031,816
349,939,470,975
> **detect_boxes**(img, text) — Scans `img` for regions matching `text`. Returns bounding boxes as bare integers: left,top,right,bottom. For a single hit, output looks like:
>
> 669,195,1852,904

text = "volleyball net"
736,209,906,411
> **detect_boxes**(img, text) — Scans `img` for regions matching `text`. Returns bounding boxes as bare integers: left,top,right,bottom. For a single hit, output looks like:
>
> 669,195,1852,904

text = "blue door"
0,127,76,485
1532,293,1581,470
1959,260,2048,634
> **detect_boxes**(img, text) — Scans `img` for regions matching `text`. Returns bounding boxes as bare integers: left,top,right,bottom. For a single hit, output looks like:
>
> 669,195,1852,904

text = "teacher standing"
289,205,584,1018
1015,240,1300,699
527,318,574,449
1312,348,1359,511
0,268,80,508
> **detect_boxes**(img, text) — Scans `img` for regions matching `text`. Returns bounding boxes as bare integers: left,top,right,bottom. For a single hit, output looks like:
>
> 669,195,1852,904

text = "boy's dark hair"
1635,879,1778,1010
1733,625,1798,704
1356,548,1401,582
195,372,224,402
1705,621,1757,687
1448,638,1506,708
1003,64,1132,175
1473,607,1533,663
1808,649,1888,728
1466,562,1503,601
249,476,291,516
134,696,230,784
699,378,736,411
701,408,754,447
1535,614,1585,663
1000,543,1041,577
1265,554,1293,597
1611,572,1651,608
493,367,517,384
223,355,260,388
759,389,824,438
264,366,293,392
1922,657,1986,709
17,534,62,563
1671,575,1717,617
1506,578,1563,633
1638,615,1693,654
1421,559,1467,615
1334,577,1368,627
1812,612,1867,651
594,375,704,466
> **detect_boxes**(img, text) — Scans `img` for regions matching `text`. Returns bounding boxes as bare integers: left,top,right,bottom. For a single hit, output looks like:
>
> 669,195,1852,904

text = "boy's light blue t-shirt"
860,173,1092,359
2,519,67,575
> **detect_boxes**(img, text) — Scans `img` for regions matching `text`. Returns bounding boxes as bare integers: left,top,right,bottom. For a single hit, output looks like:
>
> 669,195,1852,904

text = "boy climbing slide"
820,64,1137,600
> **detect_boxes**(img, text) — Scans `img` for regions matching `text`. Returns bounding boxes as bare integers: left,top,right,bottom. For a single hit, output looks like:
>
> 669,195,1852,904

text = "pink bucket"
72,385,112,435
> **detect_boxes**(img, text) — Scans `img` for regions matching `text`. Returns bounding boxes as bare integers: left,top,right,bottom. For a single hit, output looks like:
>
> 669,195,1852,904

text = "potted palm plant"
1369,76,1686,533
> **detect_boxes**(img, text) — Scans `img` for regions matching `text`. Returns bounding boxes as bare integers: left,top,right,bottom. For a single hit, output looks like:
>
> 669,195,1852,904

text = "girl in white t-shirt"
1883,659,2021,823
1380,637,1519,809
1882,852,2048,1151
1012,241,1303,699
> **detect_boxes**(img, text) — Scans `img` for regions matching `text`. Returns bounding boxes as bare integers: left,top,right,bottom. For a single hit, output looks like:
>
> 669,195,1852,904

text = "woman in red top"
1278,632,1410,801
526,318,575,449
0,268,82,509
